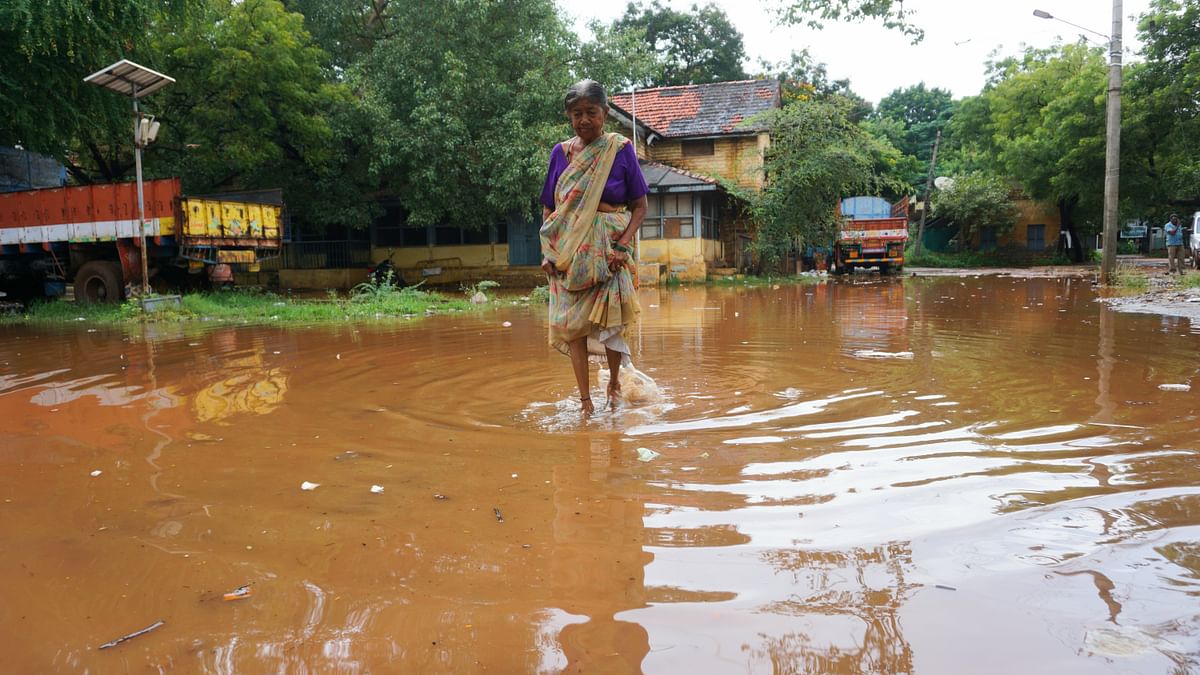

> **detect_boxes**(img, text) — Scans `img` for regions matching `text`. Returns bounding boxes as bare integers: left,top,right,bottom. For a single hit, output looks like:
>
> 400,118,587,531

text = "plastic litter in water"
223,585,253,601
852,350,915,360
90,470,102,477
1159,383,1191,392
636,447,661,462
502,321,512,327
370,485,384,494
300,481,320,491
597,363,663,404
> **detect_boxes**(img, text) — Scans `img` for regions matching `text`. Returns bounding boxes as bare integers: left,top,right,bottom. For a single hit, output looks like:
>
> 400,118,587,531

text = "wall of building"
646,135,766,191
637,237,708,282
970,199,1063,250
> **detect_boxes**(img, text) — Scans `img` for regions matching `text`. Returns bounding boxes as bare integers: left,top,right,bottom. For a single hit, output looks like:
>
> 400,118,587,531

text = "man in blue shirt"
1165,213,1184,274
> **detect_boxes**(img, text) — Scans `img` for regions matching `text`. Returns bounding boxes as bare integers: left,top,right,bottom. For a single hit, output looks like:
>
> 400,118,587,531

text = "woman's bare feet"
580,396,594,417
606,380,621,410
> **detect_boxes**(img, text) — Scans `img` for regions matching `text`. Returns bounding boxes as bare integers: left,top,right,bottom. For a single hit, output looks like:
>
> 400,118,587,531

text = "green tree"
0,0,196,158
614,1,748,86
140,0,374,230
931,172,1019,250
758,49,873,121
356,0,576,228
1123,0,1200,212
777,0,923,41
745,97,907,263
952,43,1108,261
874,83,955,183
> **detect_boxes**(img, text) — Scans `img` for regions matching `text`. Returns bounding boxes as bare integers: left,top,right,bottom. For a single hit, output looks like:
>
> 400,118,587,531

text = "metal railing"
258,240,371,270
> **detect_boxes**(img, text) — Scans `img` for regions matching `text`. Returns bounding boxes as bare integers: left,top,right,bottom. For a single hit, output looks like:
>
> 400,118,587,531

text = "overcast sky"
558,0,1153,104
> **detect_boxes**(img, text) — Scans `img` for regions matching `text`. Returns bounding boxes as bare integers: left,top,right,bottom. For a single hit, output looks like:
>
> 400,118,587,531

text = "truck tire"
75,261,124,304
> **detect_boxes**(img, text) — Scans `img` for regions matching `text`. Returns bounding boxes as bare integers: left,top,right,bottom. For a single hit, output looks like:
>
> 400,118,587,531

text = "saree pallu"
540,133,639,356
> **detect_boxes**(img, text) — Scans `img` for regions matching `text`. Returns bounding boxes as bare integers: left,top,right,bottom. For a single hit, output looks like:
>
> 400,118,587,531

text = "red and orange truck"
0,178,282,302
831,196,910,275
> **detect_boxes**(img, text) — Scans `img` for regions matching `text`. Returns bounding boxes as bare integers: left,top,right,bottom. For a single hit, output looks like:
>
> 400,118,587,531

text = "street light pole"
1099,0,1123,285
133,89,150,298
1034,5,1122,283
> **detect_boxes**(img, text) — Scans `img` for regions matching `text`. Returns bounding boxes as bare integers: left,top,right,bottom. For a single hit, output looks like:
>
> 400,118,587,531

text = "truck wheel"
75,261,124,304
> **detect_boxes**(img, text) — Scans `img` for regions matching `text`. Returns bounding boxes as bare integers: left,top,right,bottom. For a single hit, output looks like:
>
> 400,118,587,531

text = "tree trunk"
1058,197,1084,263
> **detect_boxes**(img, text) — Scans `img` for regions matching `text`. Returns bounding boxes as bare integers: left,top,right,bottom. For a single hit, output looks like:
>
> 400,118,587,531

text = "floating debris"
223,585,253,601
300,481,320,491
1159,383,1191,392
90,470,103,477
501,321,512,327
370,485,385,494
493,508,504,523
433,493,448,500
99,619,165,650
636,447,661,462
852,349,915,360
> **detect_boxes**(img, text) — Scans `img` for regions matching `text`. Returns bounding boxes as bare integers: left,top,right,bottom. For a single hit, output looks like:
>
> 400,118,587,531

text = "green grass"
1111,263,1150,290
708,274,823,287
1,285,475,326
907,246,1071,268
1179,272,1200,290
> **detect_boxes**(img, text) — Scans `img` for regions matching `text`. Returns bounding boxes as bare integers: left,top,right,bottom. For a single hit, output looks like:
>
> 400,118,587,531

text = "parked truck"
831,196,909,275
0,178,282,302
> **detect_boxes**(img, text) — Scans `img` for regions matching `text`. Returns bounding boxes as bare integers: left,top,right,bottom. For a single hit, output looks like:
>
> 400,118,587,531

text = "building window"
1027,223,1046,250
682,139,714,157
643,194,663,239
660,193,695,238
701,194,720,240
980,226,997,251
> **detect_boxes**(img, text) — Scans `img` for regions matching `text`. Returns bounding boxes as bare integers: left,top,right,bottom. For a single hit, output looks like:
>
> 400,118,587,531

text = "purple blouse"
540,140,649,211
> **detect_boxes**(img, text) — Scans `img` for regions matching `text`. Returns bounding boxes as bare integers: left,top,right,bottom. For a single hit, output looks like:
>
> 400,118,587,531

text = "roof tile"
611,80,780,139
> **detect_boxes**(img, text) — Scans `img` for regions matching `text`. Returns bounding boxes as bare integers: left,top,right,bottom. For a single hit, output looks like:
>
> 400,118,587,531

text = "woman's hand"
541,258,557,277
606,250,629,273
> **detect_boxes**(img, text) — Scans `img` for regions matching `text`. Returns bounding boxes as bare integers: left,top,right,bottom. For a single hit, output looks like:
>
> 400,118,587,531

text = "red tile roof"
610,80,781,139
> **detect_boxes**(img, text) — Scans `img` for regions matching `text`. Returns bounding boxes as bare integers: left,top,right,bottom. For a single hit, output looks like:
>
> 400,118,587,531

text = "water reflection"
1,275,1199,673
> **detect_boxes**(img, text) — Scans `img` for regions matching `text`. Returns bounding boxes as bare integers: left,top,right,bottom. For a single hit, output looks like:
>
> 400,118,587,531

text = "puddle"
1,276,1198,673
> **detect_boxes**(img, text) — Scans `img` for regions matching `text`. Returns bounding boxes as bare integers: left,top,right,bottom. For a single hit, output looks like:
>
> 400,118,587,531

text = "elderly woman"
540,80,648,416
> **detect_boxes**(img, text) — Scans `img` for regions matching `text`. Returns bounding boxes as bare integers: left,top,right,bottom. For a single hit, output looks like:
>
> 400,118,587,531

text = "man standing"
1165,213,1184,274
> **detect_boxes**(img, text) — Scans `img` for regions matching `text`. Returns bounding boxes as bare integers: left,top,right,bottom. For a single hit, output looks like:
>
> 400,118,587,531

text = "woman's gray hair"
564,79,608,111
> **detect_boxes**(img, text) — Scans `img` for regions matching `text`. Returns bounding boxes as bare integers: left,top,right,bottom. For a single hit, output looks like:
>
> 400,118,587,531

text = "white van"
1191,212,1200,268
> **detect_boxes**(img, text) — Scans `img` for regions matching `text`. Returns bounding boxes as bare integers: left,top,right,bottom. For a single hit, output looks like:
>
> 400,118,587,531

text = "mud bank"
1104,284,1200,320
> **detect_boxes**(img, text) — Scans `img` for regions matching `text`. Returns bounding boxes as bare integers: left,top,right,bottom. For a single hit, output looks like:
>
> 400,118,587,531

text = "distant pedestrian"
1165,213,1184,274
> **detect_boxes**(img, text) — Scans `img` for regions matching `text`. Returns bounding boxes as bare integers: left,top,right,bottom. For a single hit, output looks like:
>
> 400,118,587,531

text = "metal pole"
916,130,941,257
133,92,150,298
1098,0,1122,285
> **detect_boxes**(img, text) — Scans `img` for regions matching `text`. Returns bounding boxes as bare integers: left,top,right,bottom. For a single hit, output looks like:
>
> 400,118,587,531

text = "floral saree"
540,132,639,356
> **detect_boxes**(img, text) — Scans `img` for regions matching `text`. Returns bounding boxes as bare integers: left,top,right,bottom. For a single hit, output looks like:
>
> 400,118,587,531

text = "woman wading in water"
540,80,648,416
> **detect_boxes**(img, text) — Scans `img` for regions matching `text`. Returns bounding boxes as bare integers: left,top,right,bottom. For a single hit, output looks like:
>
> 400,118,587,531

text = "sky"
558,0,1153,104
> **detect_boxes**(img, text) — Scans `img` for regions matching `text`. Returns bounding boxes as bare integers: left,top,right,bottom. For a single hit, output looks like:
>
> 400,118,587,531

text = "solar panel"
83,59,175,98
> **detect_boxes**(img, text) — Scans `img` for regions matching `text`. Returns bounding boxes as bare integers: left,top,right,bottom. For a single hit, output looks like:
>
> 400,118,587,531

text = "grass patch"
709,274,823,287
1,285,474,326
907,246,1071,268
1179,272,1200,290
1111,263,1150,290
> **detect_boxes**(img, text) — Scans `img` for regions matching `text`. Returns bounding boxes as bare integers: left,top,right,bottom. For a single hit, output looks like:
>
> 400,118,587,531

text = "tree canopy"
613,1,748,86
0,0,196,154
952,43,1108,261
745,97,907,262
777,0,923,41
932,172,1019,249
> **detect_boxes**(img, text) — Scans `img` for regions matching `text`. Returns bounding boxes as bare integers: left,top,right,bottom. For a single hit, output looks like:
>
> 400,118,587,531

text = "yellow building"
972,198,1063,252
608,80,781,282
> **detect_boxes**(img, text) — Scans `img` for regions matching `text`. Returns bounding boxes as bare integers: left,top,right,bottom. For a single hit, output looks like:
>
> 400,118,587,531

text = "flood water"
2,275,1199,674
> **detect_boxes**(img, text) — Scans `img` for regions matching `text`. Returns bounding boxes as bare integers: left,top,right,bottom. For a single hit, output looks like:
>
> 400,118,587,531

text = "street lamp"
1033,4,1122,285
84,59,174,300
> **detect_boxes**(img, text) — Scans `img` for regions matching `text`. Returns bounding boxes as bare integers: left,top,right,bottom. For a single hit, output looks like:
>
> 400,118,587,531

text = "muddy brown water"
1,276,1198,674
